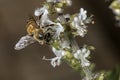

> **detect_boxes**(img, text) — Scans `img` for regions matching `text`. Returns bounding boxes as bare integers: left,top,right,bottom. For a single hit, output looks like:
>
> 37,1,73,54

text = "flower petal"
42,56,61,67
74,46,91,67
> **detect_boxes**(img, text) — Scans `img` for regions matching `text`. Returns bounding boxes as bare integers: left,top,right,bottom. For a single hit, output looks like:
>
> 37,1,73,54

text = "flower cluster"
109,0,120,21
71,8,93,37
15,0,94,79
74,45,92,67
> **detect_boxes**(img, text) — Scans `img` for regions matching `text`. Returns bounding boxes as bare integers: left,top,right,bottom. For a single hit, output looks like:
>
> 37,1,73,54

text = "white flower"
43,56,62,67
34,8,42,16
53,23,64,39
52,47,65,57
34,6,55,26
50,57,61,67
76,26,87,37
42,47,65,67
42,39,70,67
65,0,72,6
74,46,90,67
14,35,35,50
79,8,87,21
34,7,48,17
71,8,88,37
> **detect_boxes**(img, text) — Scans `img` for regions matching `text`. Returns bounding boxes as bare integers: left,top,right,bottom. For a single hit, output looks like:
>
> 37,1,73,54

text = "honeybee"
26,17,52,45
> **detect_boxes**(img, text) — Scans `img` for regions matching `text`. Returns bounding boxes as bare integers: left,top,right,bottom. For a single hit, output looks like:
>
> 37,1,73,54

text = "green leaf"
105,65,120,80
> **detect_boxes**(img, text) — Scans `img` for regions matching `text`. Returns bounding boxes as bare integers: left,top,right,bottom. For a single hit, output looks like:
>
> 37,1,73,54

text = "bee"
26,17,52,45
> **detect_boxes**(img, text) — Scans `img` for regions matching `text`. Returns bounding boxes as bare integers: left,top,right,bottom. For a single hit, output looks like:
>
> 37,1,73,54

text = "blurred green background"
0,0,120,80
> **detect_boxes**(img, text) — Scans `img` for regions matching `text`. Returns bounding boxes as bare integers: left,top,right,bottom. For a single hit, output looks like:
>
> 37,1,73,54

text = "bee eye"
44,33,51,44
46,33,50,37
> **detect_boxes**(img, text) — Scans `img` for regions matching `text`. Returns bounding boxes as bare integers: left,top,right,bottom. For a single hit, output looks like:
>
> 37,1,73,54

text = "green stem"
63,50,93,80
82,66,93,80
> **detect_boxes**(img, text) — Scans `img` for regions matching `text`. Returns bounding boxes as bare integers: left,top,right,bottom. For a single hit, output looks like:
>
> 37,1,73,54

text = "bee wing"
14,35,35,50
